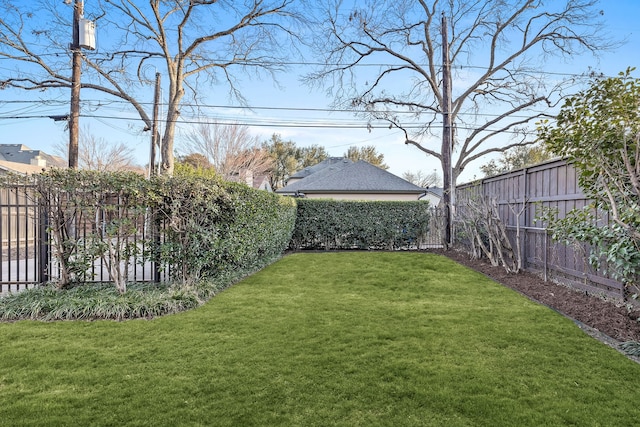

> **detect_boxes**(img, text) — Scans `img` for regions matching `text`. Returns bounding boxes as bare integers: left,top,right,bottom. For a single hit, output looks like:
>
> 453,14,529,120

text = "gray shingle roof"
288,157,353,180
276,158,425,194
425,187,443,198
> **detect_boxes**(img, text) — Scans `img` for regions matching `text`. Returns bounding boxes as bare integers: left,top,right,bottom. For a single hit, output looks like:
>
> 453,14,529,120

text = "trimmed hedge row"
290,199,433,250
1,170,297,291
155,174,297,284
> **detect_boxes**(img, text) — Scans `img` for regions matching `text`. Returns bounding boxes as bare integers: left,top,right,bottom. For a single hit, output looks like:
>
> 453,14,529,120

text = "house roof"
289,157,353,180
0,144,66,168
251,174,273,192
425,187,443,198
276,158,426,195
0,160,47,175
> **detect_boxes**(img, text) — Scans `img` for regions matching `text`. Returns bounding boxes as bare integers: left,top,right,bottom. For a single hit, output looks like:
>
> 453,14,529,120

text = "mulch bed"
433,249,640,349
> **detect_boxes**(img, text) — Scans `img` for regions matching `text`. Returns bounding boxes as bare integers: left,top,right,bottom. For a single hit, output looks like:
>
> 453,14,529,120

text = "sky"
0,0,639,184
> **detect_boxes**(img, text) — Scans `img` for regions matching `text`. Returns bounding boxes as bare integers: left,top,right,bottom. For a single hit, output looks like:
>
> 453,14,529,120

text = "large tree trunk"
161,119,176,176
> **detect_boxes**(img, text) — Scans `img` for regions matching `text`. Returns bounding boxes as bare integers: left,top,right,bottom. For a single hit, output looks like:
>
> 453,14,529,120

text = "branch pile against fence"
455,159,627,300
455,188,524,273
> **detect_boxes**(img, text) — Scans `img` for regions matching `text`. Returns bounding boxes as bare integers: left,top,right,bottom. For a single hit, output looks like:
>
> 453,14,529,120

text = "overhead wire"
0,111,540,138
0,50,623,79
0,97,554,122
0,54,582,137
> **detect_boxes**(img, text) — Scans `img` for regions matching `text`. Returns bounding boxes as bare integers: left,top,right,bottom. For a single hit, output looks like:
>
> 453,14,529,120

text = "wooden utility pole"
69,0,84,169
441,13,453,247
149,72,162,177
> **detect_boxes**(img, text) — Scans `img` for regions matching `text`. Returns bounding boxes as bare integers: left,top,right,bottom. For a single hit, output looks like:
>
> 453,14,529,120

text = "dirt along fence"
455,158,626,300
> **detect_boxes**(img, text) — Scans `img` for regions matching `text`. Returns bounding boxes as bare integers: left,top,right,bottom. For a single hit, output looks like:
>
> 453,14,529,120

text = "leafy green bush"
150,175,297,284
220,182,297,270
539,69,640,295
149,173,231,283
3,169,154,292
1,169,296,309
290,199,432,250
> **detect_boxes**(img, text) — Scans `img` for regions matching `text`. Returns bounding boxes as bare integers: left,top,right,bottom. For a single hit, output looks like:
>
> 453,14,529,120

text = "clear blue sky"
0,0,638,182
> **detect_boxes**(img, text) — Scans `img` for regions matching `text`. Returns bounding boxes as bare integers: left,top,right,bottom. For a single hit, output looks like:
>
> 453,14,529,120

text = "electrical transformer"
78,19,95,50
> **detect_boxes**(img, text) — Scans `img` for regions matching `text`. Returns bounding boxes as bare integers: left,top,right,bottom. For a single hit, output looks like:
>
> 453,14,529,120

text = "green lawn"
1,252,639,426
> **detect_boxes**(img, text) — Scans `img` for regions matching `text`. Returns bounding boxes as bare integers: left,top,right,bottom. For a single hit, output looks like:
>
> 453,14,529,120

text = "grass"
1,252,639,426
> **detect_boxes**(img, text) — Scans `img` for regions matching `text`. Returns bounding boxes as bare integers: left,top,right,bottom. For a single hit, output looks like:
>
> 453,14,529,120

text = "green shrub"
1,170,297,305
2,169,154,292
290,199,432,250
150,175,297,284
220,182,297,271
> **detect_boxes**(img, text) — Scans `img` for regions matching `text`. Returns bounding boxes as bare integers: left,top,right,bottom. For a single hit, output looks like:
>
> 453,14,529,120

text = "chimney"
30,155,47,167
245,170,254,187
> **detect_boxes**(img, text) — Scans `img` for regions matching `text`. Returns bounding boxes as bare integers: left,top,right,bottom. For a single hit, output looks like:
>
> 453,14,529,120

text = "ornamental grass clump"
0,283,205,321
0,256,278,321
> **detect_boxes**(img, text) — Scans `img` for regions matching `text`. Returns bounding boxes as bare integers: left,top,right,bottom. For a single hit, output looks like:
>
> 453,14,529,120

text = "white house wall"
303,192,423,201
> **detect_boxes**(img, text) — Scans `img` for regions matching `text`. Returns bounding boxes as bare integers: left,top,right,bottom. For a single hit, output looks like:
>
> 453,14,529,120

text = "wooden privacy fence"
0,183,163,296
456,158,625,300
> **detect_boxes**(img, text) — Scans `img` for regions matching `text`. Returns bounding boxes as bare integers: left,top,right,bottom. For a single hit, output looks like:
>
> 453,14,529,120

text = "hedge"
1,170,297,291
151,175,297,284
289,199,433,250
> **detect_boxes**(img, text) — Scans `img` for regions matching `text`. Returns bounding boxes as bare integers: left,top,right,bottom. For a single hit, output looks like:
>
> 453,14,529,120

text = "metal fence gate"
421,207,445,249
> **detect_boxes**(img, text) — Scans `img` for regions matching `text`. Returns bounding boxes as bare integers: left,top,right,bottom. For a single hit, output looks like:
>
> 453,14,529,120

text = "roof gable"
277,159,425,194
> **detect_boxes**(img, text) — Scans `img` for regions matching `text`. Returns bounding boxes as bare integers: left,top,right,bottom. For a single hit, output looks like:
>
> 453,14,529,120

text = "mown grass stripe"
1,252,639,426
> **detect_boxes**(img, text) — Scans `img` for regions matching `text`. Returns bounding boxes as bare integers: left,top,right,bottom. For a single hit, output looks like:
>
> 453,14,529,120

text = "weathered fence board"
456,158,626,300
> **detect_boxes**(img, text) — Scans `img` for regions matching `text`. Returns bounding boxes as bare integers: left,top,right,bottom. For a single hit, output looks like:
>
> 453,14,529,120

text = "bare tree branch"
0,0,302,175
306,0,617,185
54,125,139,172
180,122,273,182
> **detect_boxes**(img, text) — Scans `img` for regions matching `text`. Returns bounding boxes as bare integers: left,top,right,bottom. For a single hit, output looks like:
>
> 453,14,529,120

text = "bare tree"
55,126,138,172
480,143,553,177
181,122,273,182
0,0,301,175
456,190,526,273
306,0,614,185
402,170,441,188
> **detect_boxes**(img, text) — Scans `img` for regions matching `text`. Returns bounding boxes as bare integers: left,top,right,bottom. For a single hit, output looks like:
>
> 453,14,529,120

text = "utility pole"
441,12,453,248
69,0,84,169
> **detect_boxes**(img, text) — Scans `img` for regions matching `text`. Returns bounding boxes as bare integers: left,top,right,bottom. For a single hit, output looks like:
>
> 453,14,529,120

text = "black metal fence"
2,181,446,295
0,183,45,294
0,183,164,296
422,207,445,249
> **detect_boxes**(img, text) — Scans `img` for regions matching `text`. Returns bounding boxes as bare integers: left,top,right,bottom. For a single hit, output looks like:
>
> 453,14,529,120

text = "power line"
0,112,539,137
0,52,621,80
0,98,554,122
